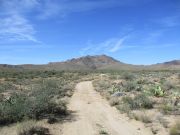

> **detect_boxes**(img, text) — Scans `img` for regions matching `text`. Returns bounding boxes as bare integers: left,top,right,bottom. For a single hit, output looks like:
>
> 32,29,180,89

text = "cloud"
80,31,178,55
109,37,127,52
0,0,153,43
0,0,40,43
0,14,38,43
80,35,129,55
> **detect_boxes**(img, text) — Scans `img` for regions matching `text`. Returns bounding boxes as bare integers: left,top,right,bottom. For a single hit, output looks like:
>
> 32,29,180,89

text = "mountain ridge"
0,55,179,71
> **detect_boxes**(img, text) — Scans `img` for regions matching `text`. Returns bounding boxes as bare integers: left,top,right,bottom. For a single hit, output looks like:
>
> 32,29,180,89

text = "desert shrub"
28,99,67,120
109,84,122,94
160,102,174,114
122,94,153,110
135,85,143,91
137,79,149,84
133,113,152,123
17,121,50,135
93,80,111,92
134,94,153,109
27,79,68,119
140,114,152,123
117,103,131,114
170,121,180,135
0,82,16,92
0,94,29,125
121,72,135,81
99,130,109,135
123,82,137,92
109,98,120,106
162,81,175,91
0,79,70,125
47,115,58,124
122,96,135,109
178,74,180,79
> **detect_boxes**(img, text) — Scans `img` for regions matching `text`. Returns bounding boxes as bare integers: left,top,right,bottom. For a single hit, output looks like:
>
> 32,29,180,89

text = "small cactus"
154,85,164,97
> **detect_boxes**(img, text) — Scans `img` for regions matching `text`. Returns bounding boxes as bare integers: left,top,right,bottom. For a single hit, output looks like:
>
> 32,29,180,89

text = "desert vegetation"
93,71,180,135
0,70,87,134
0,68,179,135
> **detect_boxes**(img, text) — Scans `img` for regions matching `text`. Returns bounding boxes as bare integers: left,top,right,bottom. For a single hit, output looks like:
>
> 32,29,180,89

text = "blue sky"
0,0,179,65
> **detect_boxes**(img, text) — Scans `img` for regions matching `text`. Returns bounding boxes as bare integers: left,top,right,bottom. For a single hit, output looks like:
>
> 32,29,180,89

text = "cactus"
153,85,164,97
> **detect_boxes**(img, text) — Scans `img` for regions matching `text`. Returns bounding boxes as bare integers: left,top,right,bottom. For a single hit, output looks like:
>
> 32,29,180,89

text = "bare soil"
61,81,153,135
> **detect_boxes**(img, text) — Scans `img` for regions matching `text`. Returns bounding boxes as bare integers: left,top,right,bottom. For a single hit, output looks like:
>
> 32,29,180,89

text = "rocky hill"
0,55,180,71
48,55,122,70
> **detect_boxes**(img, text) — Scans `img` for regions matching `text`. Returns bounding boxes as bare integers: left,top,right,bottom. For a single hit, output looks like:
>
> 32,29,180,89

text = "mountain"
48,55,122,70
163,60,180,65
146,60,180,70
1,55,180,71
0,64,23,71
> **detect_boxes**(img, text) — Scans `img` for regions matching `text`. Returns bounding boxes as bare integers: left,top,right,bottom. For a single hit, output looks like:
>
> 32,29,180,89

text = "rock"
111,92,126,97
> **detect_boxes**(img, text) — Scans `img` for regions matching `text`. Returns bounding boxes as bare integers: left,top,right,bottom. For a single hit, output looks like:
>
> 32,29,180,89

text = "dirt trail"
62,81,153,135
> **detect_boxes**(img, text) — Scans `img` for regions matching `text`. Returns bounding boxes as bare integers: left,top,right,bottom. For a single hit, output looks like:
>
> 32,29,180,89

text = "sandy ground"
62,81,153,135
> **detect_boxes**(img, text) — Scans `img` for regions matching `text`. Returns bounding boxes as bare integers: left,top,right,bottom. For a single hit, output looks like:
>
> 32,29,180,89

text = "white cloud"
0,0,40,43
0,0,153,43
109,37,127,52
0,14,38,42
80,35,129,55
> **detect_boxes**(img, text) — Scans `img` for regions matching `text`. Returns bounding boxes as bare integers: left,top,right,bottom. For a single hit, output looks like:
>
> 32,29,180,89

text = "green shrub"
0,94,29,125
0,79,70,125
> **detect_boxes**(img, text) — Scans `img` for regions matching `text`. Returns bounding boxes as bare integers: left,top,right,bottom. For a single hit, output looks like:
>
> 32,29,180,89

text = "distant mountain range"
0,55,180,71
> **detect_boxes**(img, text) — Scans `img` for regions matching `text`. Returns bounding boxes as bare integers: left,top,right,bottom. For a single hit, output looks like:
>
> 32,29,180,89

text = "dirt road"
62,81,153,135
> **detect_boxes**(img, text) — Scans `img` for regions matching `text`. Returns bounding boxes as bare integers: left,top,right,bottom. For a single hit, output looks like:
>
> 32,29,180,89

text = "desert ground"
0,70,179,135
